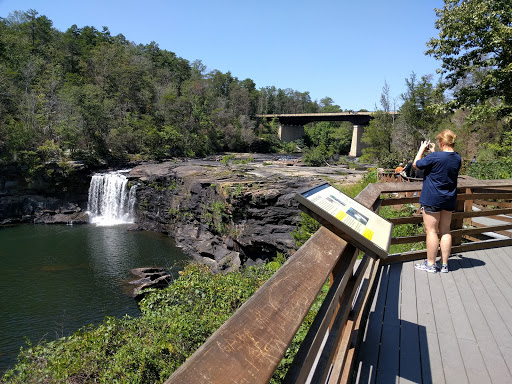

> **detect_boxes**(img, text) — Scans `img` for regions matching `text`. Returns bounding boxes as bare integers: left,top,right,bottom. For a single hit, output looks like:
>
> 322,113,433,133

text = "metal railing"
165,176,512,384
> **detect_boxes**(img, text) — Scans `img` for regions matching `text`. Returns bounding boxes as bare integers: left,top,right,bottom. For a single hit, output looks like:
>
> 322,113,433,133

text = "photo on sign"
326,194,346,207
346,208,369,226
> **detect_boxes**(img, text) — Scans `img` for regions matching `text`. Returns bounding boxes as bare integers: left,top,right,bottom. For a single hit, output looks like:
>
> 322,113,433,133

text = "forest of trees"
1,1,511,176
0,9,353,170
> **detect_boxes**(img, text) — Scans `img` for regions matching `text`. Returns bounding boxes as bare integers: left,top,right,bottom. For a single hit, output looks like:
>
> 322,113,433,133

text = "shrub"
379,204,425,254
303,144,332,166
378,152,403,169
291,212,321,247
465,158,512,180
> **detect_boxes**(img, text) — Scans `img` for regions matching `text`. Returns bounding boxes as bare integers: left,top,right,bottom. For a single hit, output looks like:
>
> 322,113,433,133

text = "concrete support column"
348,124,366,157
278,124,305,143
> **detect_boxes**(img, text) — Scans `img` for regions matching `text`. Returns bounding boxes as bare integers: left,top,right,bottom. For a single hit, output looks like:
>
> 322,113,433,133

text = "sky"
0,0,445,111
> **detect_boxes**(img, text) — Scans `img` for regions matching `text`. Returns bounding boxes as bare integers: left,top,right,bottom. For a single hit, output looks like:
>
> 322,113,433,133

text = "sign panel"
295,183,392,258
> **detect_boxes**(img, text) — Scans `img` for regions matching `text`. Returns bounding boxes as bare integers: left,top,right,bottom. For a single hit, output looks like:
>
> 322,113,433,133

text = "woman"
413,130,461,273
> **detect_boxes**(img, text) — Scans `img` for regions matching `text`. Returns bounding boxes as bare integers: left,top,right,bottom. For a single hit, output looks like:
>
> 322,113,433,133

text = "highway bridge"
257,112,399,157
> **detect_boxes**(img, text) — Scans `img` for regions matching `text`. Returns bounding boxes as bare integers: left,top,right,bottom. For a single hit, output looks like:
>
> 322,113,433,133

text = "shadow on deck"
355,248,512,384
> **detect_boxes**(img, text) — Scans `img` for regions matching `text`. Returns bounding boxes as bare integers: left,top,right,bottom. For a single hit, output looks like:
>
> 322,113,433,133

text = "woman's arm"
413,140,434,169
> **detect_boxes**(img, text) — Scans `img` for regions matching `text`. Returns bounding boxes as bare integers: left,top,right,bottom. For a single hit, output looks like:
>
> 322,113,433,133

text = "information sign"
295,183,393,258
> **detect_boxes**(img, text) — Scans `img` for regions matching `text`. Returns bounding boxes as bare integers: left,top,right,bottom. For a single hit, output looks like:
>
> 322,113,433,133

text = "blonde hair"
436,129,456,147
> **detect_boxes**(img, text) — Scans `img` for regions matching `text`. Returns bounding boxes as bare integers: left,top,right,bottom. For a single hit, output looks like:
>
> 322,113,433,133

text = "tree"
319,97,342,112
360,111,394,162
380,81,391,113
360,82,395,162
305,121,351,155
426,0,512,119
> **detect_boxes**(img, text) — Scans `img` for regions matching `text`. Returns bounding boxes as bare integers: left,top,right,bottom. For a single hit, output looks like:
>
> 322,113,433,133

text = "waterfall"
87,171,137,226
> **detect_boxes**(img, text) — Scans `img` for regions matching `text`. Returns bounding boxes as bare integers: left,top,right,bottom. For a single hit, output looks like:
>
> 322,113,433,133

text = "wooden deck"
354,246,512,384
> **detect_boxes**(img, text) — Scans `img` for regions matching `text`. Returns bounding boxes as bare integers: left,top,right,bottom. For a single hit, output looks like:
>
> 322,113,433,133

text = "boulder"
128,267,173,300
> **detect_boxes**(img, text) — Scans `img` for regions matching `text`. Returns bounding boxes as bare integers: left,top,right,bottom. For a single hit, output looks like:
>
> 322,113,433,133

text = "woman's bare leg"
438,210,453,264
423,210,440,265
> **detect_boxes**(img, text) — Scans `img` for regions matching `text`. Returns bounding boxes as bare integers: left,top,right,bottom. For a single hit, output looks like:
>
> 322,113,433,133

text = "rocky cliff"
128,157,364,271
0,162,92,225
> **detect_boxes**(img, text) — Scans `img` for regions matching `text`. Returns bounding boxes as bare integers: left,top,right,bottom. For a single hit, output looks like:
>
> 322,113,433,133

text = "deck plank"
489,246,512,277
398,262,422,384
353,247,512,384
414,265,445,384
438,262,491,383
428,270,468,384
457,252,512,349
472,249,512,334
354,266,389,384
448,256,512,383
457,338,491,384
500,346,512,374
439,266,474,341
484,247,512,295
376,263,401,384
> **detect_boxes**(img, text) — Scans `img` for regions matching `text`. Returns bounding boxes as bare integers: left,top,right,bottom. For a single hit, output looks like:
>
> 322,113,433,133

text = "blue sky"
0,0,445,111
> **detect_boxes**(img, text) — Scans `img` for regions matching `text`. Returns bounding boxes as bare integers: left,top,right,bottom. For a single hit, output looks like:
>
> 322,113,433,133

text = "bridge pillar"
348,124,367,157
278,124,304,143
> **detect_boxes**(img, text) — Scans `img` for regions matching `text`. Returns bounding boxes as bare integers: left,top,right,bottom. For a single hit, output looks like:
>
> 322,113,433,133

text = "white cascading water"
87,171,137,226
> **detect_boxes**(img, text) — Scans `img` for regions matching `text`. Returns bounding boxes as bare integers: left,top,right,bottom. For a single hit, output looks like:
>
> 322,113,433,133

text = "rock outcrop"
128,157,364,271
127,267,173,300
0,162,92,225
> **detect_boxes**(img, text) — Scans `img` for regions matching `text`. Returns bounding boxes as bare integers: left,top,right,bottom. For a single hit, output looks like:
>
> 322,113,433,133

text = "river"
0,224,191,375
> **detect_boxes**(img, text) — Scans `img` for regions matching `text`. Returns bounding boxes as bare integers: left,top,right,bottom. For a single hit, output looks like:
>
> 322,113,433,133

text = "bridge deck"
354,246,512,384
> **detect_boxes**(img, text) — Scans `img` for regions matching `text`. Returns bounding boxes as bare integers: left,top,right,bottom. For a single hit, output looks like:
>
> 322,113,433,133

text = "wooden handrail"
370,176,512,263
165,227,351,384
165,176,512,384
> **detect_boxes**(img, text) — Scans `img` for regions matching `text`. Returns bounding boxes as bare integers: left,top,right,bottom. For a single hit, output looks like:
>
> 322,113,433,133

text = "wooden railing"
370,176,512,264
165,176,512,384
377,168,423,183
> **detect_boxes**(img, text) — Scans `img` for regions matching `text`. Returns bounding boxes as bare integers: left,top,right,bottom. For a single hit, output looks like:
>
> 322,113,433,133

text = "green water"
0,224,191,374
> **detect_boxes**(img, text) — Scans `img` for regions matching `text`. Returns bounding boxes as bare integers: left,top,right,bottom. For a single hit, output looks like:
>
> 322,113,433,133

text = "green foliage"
361,111,394,161
282,139,305,154
2,263,277,383
229,183,245,198
361,75,451,163
291,212,321,247
201,199,231,235
426,0,512,119
305,121,352,156
220,154,236,166
379,204,425,254
303,144,331,166
377,152,404,169
484,130,512,158
37,140,64,162
0,10,329,170
3,258,328,384
465,157,512,180
336,168,378,198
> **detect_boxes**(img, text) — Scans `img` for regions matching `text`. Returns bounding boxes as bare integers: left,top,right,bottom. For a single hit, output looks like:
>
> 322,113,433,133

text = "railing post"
452,188,467,246
329,245,359,330
464,187,473,227
452,187,472,245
